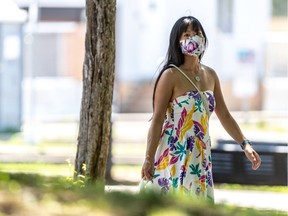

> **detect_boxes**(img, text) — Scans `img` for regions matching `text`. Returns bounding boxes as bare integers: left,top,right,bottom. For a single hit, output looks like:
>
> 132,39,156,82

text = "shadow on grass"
0,172,286,216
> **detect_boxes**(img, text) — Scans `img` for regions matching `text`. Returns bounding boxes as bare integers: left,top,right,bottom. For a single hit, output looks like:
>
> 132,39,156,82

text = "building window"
217,0,234,33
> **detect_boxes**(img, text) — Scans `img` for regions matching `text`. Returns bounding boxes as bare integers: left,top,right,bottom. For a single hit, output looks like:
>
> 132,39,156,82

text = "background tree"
74,0,116,183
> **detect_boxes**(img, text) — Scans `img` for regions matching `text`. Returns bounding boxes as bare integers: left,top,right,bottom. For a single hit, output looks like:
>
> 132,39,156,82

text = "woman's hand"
243,144,261,170
141,156,154,180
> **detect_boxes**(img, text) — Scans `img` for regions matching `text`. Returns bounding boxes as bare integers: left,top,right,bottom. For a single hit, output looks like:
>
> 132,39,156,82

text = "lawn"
0,163,287,193
0,172,287,216
0,119,287,215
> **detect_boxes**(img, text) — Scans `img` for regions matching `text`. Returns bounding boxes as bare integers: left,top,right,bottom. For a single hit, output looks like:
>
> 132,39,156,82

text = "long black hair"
151,16,208,114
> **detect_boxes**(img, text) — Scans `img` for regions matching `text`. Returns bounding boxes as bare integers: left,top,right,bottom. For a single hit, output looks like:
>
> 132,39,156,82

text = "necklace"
194,64,201,82
195,76,201,82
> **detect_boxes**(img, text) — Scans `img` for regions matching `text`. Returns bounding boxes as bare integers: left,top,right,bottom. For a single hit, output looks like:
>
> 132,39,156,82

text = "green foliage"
0,162,70,176
0,172,286,216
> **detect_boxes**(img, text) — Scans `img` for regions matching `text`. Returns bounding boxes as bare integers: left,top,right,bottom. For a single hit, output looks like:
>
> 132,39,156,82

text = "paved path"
105,185,288,212
214,189,288,212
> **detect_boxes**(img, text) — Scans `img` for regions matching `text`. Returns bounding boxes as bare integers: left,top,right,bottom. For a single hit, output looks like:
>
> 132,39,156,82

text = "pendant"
195,76,201,82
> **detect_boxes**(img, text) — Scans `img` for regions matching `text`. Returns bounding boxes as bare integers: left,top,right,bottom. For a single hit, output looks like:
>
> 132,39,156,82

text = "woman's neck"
181,56,200,71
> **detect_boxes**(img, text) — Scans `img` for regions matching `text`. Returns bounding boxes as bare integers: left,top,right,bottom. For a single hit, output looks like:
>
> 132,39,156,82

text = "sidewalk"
214,189,288,212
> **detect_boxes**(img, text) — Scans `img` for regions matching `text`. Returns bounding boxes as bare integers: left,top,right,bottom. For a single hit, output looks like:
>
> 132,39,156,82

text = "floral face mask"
179,35,205,57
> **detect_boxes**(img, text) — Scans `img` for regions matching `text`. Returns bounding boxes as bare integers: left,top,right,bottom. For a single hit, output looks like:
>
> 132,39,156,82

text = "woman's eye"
184,33,193,37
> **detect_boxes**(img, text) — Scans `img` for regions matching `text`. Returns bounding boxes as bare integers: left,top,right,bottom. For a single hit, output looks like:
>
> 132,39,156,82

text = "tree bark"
74,0,116,182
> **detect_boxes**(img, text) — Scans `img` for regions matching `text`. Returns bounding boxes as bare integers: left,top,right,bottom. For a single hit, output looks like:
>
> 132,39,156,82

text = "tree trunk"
74,0,116,182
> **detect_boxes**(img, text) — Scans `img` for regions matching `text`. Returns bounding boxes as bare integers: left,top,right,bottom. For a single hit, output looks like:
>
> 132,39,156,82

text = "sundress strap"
169,64,210,115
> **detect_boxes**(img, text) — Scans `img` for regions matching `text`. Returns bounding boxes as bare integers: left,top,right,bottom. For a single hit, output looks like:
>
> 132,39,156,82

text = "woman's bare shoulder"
159,67,178,81
201,64,218,78
201,64,216,73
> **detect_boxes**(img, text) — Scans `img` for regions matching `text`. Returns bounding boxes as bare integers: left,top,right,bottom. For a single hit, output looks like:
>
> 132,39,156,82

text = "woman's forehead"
184,24,199,32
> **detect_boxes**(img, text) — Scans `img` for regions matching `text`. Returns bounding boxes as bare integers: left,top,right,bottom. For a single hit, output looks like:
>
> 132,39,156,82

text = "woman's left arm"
212,70,261,170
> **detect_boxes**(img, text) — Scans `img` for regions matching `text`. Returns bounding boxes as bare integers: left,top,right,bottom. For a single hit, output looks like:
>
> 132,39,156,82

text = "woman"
141,16,261,201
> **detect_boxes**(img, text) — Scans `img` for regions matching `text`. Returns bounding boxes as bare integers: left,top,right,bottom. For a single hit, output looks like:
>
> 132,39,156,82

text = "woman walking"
141,16,261,201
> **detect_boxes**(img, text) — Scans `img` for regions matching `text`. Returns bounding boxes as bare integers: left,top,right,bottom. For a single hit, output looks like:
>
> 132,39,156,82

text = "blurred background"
0,0,287,190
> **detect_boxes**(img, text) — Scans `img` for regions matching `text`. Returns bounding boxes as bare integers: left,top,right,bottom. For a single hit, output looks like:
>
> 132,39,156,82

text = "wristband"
240,139,252,150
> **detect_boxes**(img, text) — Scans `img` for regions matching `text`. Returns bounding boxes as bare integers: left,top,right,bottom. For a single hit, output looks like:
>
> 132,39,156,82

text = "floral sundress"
147,89,216,201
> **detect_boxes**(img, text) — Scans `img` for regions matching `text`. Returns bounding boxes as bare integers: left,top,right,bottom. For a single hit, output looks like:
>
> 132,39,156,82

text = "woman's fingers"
144,168,153,180
252,151,261,170
142,170,152,180
141,169,145,179
249,151,255,161
244,148,261,170
141,160,154,180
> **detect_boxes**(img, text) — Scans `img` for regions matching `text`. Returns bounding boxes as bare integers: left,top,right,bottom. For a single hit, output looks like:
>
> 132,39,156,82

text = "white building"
2,0,286,125
0,0,27,131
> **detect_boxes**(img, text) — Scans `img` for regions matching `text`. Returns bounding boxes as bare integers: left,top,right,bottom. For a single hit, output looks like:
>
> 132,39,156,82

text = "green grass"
1,163,287,193
0,172,286,216
0,163,73,177
214,183,288,193
112,165,288,193
0,133,26,145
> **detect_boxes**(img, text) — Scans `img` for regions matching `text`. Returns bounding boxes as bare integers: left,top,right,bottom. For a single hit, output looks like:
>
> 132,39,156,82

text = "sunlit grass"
0,140,75,147
0,163,73,177
0,172,286,216
214,183,288,193
0,133,26,145
1,163,287,193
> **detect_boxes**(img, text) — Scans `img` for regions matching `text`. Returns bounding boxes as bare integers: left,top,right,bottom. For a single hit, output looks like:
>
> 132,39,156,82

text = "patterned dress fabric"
147,90,215,201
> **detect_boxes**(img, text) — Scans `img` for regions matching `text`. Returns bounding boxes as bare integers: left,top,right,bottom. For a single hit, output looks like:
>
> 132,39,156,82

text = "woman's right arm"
141,69,175,180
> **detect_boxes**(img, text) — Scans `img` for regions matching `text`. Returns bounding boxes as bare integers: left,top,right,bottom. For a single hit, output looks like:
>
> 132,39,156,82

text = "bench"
212,139,287,186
